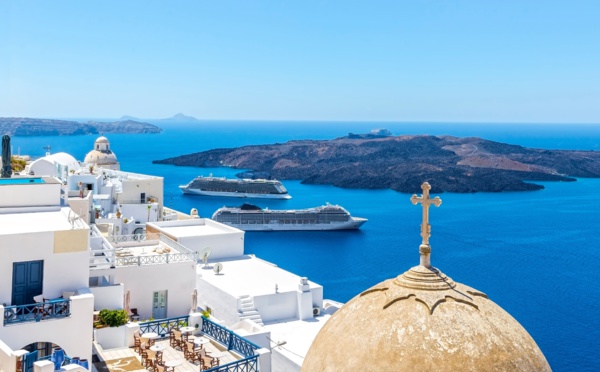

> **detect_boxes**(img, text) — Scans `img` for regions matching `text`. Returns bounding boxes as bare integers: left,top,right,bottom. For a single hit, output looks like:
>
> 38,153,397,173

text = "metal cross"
410,182,442,246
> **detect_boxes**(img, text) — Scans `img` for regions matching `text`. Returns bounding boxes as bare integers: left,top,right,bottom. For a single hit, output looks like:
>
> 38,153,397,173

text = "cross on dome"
410,182,442,267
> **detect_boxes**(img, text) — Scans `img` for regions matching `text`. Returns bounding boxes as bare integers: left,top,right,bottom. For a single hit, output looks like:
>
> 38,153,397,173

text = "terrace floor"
93,337,239,372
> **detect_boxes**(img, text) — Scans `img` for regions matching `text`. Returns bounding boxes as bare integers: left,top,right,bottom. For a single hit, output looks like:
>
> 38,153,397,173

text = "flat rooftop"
262,305,339,368
198,254,321,297
0,208,78,235
149,218,242,238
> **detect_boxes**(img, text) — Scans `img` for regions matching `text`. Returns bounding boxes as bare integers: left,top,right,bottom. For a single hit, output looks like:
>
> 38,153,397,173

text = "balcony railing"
3,299,71,325
202,317,260,357
138,316,260,372
90,232,196,269
139,316,189,337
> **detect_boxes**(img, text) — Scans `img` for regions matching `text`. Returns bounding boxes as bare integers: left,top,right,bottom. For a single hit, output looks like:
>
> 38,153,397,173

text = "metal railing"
3,299,71,325
208,355,259,372
108,233,160,243
139,316,189,338
202,317,260,357
138,316,261,372
90,232,196,269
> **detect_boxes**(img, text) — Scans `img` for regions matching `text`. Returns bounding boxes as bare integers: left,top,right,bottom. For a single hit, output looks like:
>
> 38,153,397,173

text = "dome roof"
303,183,550,372
84,136,119,168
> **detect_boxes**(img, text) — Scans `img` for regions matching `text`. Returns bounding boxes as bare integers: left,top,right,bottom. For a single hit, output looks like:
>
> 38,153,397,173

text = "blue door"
12,261,44,306
23,350,38,372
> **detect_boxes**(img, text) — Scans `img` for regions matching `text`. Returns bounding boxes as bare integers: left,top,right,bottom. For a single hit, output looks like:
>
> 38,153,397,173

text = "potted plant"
95,309,130,349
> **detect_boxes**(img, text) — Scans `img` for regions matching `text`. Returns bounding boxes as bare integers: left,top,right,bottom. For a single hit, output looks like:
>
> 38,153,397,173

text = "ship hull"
218,217,367,231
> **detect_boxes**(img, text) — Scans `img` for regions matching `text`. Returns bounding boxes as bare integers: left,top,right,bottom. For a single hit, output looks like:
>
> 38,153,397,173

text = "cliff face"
0,118,162,136
153,134,600,193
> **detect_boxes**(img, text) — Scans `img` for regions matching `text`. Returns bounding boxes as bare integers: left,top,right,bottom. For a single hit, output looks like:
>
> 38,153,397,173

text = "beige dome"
303,182,550,372
84,136,120,169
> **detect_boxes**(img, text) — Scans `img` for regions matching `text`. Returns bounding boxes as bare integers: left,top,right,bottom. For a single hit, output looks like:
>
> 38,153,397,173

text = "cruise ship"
179,175,292,199
212,203,368,231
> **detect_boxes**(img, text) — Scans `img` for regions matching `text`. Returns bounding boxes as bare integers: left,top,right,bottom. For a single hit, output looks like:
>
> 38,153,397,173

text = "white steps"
237,295,264,326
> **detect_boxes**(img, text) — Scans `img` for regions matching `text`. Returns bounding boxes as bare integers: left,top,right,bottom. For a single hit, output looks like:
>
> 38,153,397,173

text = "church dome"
303,183,550,372
84,136,120,170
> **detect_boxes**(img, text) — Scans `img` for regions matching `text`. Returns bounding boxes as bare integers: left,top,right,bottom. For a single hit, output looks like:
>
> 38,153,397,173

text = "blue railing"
207,355,259,372
138,316,189,338
3,299,71,325
139,316,260,371
202,317,260,357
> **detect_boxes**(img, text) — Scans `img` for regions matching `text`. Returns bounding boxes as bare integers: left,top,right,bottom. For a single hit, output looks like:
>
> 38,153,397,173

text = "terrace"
90,232,196,270
93,316,260,372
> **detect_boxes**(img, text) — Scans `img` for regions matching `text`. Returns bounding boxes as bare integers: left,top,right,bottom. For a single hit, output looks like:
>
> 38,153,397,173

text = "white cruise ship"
212,203,367,231
179,175,291,199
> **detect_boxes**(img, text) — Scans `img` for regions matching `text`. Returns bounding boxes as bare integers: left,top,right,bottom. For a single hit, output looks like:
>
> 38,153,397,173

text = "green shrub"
98,309,129,327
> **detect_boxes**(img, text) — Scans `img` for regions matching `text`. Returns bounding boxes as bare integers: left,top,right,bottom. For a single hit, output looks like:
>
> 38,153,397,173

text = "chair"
33,294,44,303
133,335,142,353
142,349,156,369
146,349,157,371
169,330,177,347
172,330,183,350
184,341,199,364
154,362,174,372
155,351,163,365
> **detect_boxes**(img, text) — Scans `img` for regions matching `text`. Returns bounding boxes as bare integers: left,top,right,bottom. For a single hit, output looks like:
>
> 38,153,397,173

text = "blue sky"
1,1,599,123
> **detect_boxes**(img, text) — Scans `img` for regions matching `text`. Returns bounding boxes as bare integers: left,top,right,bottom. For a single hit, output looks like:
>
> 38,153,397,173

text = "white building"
88,227,197,321
0,176,94,368
146,218,337,372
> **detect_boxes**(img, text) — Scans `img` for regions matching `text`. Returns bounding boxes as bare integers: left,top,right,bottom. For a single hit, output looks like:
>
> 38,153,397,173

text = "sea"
10,121,600,372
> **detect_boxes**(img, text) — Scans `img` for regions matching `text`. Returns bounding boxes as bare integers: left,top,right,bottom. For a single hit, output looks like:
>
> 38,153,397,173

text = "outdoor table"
165,360,183,367
194,337,211,346
179,326,195,334
142,332,158,339
150,344,167,352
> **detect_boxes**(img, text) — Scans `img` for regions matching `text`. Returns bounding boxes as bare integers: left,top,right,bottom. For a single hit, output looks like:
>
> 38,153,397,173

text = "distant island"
120,113,200,122
153,133,600,193
0,118,162,136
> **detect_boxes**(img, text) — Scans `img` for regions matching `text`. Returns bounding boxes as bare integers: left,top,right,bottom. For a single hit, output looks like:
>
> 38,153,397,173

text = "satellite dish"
213,262,223,275
199,247,212,267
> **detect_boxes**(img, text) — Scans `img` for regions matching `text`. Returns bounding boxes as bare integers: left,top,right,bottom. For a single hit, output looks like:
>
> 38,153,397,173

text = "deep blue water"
10,121,600,371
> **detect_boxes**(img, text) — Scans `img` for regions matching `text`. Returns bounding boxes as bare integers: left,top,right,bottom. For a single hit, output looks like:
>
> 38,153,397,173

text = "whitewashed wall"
89,283,124,311
112,261,195,320
0,292,94,363
196,279,240,326
0,231,89,305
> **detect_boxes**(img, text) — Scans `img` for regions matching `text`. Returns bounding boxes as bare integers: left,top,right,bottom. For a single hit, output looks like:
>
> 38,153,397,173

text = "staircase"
237,295,264,326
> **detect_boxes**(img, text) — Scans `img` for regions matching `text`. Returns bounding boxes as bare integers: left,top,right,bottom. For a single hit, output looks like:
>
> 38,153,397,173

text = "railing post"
137,256,141,266
166,254,169,264
228,332,234,351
